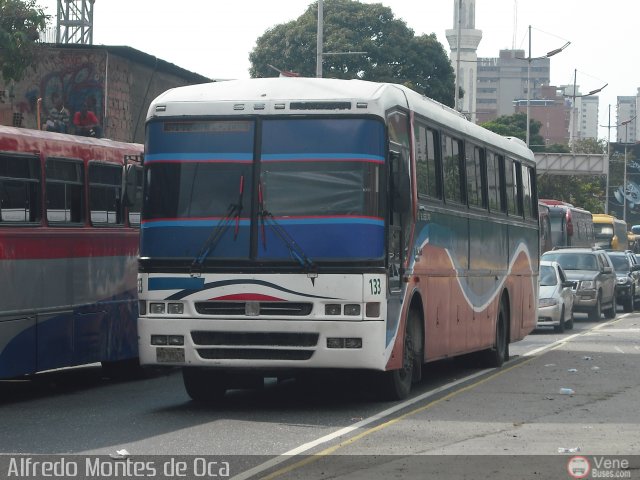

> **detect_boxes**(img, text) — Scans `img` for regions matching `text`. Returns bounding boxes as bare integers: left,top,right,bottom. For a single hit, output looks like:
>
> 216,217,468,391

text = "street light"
600,106,632,214
564,69,607,152
315,0,366,78
518,26,570,147
621,115,637,223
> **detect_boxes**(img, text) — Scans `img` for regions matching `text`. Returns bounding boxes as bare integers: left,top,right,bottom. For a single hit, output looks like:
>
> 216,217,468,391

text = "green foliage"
571,138,607,155
480,112,545,151
538,175,605,213
0,0,48,83
248,0,455,106
481,113,608,212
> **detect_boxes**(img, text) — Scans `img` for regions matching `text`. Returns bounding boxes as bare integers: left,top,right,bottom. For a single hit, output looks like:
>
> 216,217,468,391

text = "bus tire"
379,309,422,400
482,299,508,368
182,367,228,403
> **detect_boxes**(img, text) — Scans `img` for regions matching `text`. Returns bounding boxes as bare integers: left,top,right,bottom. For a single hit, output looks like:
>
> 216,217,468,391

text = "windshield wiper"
190,175,244,274
258,184,316,272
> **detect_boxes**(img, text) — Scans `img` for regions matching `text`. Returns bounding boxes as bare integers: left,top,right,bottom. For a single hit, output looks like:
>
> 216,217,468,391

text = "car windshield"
543,252,597,271
609,255,630,273
540,265,558,286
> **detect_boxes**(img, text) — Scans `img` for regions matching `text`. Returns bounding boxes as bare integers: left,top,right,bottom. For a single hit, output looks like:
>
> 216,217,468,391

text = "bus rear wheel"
182,367,228,403
379,309,422,400
482,300,508,368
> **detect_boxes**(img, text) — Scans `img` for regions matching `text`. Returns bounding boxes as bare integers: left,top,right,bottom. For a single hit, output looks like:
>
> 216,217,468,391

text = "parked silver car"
538,260,575,332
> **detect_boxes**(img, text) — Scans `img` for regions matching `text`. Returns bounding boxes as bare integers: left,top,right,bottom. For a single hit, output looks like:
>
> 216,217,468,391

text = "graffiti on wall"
39,63,104,132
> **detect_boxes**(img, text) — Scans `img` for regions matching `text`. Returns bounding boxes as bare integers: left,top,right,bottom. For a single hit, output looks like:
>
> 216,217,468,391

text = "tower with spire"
446,0,482,122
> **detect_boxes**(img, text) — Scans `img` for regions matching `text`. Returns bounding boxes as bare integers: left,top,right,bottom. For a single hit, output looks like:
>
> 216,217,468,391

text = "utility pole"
316,0,323,78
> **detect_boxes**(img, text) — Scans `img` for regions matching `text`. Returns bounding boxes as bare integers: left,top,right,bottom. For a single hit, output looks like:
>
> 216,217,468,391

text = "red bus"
0,126,143,378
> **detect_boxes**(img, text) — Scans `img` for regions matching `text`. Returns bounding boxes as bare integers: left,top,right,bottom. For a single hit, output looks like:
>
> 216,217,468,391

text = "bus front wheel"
379,309,422,400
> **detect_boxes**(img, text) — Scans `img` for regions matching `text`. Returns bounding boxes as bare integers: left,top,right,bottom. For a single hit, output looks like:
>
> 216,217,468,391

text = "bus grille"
194,302,313,316
196,349,314,361
191,331,319,347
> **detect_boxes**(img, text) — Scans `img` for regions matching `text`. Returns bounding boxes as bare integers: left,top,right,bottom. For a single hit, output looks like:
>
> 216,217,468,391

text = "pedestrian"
45,92,70,133
73,101,101,137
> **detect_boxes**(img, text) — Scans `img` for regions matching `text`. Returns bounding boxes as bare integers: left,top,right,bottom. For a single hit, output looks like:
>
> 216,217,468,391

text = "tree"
480,112,545,151
0,0,48,83
481,113,607,212
249,0,455,106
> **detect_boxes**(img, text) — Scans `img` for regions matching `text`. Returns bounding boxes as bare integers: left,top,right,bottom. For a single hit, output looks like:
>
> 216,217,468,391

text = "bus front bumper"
138,317,391,372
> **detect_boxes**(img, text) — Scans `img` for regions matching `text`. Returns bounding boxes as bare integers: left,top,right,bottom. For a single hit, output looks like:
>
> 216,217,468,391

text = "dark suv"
541,247,616,321
605,250,640,312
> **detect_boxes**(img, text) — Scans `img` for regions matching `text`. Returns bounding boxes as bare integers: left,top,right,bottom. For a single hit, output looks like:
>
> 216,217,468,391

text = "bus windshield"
593,223,613,238
142,117,386,263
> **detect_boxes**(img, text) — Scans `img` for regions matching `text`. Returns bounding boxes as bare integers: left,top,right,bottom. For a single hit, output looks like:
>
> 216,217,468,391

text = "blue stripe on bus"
148,277,205,291
142,218,251,228
261,153,385,163
0,292,138,378
140,222,384,259
145,153,253,163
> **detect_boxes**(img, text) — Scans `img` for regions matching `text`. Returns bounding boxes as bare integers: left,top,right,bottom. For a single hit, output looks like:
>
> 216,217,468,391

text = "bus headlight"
168,303,184,315
149,303,165,314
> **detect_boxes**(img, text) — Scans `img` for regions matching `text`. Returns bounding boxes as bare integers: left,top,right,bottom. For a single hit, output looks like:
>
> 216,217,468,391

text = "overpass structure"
534,153,607,176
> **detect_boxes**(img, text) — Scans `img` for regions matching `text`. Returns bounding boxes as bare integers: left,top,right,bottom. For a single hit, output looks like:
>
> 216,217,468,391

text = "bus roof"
592,213,626,225
147,78,534,162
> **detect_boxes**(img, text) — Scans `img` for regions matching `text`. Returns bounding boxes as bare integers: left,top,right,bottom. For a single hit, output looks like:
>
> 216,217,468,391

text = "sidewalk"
269,314,640,479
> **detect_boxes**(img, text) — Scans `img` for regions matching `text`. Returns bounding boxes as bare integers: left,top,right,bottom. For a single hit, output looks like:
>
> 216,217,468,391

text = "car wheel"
588,293,601,321
554,306,566,333
624,291,634,313
566,308,574,330
605,294,617,319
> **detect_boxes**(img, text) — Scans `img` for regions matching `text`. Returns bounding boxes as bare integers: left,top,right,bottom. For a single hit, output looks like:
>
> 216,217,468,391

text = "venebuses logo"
567,456,591,479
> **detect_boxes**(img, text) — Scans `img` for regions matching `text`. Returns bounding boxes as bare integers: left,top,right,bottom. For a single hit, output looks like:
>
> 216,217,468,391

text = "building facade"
514,85,570,146
560,85,600,143
617,90,639,144
475,49,551,125
0,44,210,143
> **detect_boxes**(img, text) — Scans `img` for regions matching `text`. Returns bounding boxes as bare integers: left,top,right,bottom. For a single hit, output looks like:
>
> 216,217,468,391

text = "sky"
40,0,638,140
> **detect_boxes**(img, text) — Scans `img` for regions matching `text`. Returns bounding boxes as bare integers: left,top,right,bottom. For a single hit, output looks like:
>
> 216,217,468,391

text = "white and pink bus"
135,78,539,401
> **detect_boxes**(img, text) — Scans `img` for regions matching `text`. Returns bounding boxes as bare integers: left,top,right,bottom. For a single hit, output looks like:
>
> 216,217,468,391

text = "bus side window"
89,162,123,226
128,166,143,227
46,158,84,225
442,134,463,204
504,157,519,216
521,164,535,219
0,153,41,223
486,151,501,212
466,143,485,209
415,122,441,199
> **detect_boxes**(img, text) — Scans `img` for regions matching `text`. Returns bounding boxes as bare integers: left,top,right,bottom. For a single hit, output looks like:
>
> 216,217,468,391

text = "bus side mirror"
390,151,411,213
123,163,139,207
